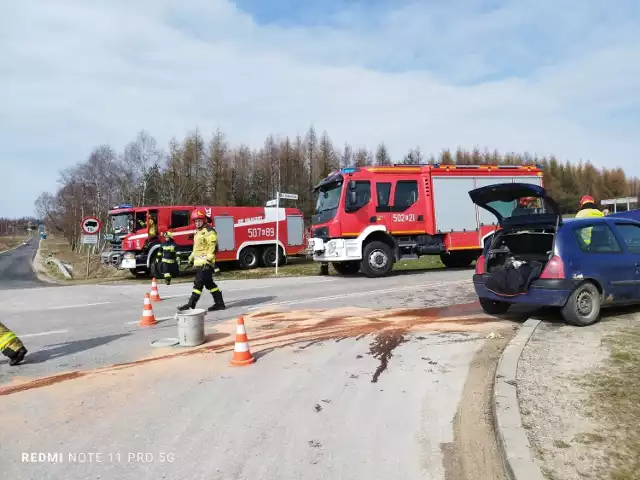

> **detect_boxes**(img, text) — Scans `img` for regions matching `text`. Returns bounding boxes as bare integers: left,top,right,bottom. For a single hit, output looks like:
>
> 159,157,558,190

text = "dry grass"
585,324,640,480
37,234,451,284
0,235,28,252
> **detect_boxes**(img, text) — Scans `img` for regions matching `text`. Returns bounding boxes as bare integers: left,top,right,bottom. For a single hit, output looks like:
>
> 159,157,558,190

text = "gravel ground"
517,312,639,480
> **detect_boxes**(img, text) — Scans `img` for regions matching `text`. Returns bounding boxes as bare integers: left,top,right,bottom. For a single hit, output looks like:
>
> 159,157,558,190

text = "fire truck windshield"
110,213,133,234
313,180,343,224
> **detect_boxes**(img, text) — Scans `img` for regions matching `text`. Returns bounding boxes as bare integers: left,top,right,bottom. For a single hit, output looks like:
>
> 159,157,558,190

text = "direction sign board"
81,216,102,235
278,192,299,200
82,234,98,244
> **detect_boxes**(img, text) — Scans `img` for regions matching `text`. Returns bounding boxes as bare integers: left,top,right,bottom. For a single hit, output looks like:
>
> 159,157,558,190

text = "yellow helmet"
163,231,173,238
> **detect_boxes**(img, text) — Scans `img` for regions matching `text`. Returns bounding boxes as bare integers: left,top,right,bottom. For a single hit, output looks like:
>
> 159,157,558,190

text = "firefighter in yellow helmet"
177,208,226,312
0,322,27,366
156,231,178,285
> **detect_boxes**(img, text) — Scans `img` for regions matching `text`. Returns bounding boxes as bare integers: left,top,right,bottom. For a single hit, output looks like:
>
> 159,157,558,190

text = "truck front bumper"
100,250,123,268
307,238,362,262
120,252,147,270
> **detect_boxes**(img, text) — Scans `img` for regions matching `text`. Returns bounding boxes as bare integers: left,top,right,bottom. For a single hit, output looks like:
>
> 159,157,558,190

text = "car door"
389,178,424,235
571,222,637,303
611,221,640,301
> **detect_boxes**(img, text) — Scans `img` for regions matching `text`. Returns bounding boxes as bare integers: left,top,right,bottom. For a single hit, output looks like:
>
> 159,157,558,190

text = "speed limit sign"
81,216,102,235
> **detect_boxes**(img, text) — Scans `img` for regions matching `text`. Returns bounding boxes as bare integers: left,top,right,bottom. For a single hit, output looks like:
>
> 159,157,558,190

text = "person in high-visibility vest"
0,322,27,366
157,231,178,285
575,195,604,246
177,209,226,312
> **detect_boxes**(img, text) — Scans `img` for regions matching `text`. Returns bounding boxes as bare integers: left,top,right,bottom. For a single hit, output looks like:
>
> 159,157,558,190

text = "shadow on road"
226,296,276,309
17,333,131,365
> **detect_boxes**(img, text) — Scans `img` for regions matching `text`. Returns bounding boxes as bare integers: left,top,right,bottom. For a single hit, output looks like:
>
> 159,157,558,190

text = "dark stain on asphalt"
308,440,322,448
314,404,322,412
368,329,408,383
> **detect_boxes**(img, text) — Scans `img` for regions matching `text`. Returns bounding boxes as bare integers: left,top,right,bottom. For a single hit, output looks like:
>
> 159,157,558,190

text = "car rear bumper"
473,274,574,307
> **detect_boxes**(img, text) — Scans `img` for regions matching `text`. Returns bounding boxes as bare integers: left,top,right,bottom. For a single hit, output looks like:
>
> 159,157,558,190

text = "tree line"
0,217,38,237
33,127,638,250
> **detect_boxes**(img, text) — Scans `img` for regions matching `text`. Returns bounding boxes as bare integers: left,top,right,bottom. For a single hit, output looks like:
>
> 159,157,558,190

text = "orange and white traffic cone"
149,277,162,302
139,293,158,326
230,316,255,366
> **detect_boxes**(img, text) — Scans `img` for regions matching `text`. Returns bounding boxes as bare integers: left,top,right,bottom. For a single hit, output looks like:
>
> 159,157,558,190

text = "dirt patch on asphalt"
441,330,512,480
0,303,508,395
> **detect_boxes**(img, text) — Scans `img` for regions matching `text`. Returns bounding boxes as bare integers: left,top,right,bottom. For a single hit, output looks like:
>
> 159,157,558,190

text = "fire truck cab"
308,164,544,277
101,204,306,278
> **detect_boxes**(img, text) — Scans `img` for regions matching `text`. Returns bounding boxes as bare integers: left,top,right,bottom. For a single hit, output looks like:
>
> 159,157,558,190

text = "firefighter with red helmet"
575,195,604,218
177,208,226,312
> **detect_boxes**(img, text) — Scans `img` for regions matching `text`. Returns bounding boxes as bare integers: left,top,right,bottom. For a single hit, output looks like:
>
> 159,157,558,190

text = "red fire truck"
100,204,307,278
308,164,545,277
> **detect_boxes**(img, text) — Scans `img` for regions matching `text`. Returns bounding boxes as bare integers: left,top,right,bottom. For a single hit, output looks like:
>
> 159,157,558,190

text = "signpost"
270,192,299,275
81,216,102,278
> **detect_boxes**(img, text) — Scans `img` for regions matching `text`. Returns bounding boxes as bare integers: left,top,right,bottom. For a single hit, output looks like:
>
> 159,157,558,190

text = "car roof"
562,216,640,227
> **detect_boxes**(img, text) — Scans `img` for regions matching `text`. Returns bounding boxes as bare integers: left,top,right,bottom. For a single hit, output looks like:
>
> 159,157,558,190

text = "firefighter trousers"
0,322,27,366
160,260,179,285
182,265,225,310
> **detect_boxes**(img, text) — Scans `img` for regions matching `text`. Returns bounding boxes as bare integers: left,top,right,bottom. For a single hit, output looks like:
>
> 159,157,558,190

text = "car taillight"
475,255,486,274
540,255,565,279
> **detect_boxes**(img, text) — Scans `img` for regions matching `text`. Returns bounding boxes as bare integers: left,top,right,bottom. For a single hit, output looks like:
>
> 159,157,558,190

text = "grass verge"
585,324,640,479
0,235,28,252
37,235,452,284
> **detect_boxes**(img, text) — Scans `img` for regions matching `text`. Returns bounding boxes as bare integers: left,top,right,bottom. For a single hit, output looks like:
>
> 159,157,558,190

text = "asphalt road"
0,239,44,290
0,264,524,479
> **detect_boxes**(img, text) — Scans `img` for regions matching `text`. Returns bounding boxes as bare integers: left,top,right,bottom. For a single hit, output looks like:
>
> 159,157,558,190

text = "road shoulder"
493,319,546,480
517,312,640,479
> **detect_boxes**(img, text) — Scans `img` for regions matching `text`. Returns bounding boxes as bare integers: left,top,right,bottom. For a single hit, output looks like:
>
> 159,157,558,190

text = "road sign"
81,216,102,235
266,199,277,207
82,234,98,244
279,192,299,200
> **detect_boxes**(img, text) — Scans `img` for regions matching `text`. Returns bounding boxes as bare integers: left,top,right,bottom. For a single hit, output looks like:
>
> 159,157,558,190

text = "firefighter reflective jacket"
575,207,604,245
188,226,218,267
157,239,177,263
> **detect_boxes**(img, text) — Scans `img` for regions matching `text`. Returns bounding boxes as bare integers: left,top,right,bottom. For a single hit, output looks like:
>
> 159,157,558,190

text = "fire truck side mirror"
348,180,357,191
348,190,357,209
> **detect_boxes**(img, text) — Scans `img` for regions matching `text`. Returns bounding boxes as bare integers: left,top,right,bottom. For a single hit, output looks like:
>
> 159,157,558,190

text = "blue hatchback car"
469,183,640,326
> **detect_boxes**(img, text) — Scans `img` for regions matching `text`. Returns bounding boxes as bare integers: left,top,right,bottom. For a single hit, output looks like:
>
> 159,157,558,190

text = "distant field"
0,235,27,252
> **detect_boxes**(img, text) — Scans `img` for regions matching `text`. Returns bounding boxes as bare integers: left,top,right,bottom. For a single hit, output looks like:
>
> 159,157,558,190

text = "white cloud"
1,0,639,217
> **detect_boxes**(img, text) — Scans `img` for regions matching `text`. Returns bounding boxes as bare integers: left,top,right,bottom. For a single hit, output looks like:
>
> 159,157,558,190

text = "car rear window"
572,224,622,253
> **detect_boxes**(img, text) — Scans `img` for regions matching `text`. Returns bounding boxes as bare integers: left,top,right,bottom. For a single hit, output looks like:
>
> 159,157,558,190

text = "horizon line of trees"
0,217,39,237
33,127,639,251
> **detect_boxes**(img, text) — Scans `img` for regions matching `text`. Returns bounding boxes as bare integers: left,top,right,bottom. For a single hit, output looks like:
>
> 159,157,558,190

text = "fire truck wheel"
361,241,394,278
129,268,149,278
150,257,162,278
238,247,260,269
262,245,285,268
332,261,360,275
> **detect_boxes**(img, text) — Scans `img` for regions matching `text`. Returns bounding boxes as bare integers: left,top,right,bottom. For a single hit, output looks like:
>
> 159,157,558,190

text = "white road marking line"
21,329,69,338
48,302,111,310
249,279,470,310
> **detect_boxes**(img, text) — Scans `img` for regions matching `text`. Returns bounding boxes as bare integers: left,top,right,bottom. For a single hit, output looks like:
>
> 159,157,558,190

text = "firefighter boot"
166,276,172,286
207,290,226,312
9,346,27,366
177,293,199,312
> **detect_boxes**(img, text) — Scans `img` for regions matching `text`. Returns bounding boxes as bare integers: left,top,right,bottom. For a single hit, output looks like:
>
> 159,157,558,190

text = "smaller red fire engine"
100,204,306,278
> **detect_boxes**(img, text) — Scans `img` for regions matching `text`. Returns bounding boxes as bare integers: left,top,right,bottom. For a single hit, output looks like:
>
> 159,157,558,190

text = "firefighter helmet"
519,197,536,206
163,231,173,238
191,208,207,221
580,195,595,207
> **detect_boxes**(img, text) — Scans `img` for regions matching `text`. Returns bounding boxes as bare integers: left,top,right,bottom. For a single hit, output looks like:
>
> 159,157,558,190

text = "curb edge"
493,318,546,480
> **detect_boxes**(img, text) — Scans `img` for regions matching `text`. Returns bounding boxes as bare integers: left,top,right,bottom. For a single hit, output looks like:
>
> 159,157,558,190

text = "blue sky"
1,0,639,217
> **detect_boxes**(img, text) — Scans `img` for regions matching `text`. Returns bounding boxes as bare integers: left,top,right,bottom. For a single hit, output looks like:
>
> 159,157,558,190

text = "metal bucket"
177,309,206,347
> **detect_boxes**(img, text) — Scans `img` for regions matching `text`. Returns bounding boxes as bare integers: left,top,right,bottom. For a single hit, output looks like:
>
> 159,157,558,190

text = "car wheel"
479,297,511,315
360,241,394,278
561,282,601,326
238,247,260,269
